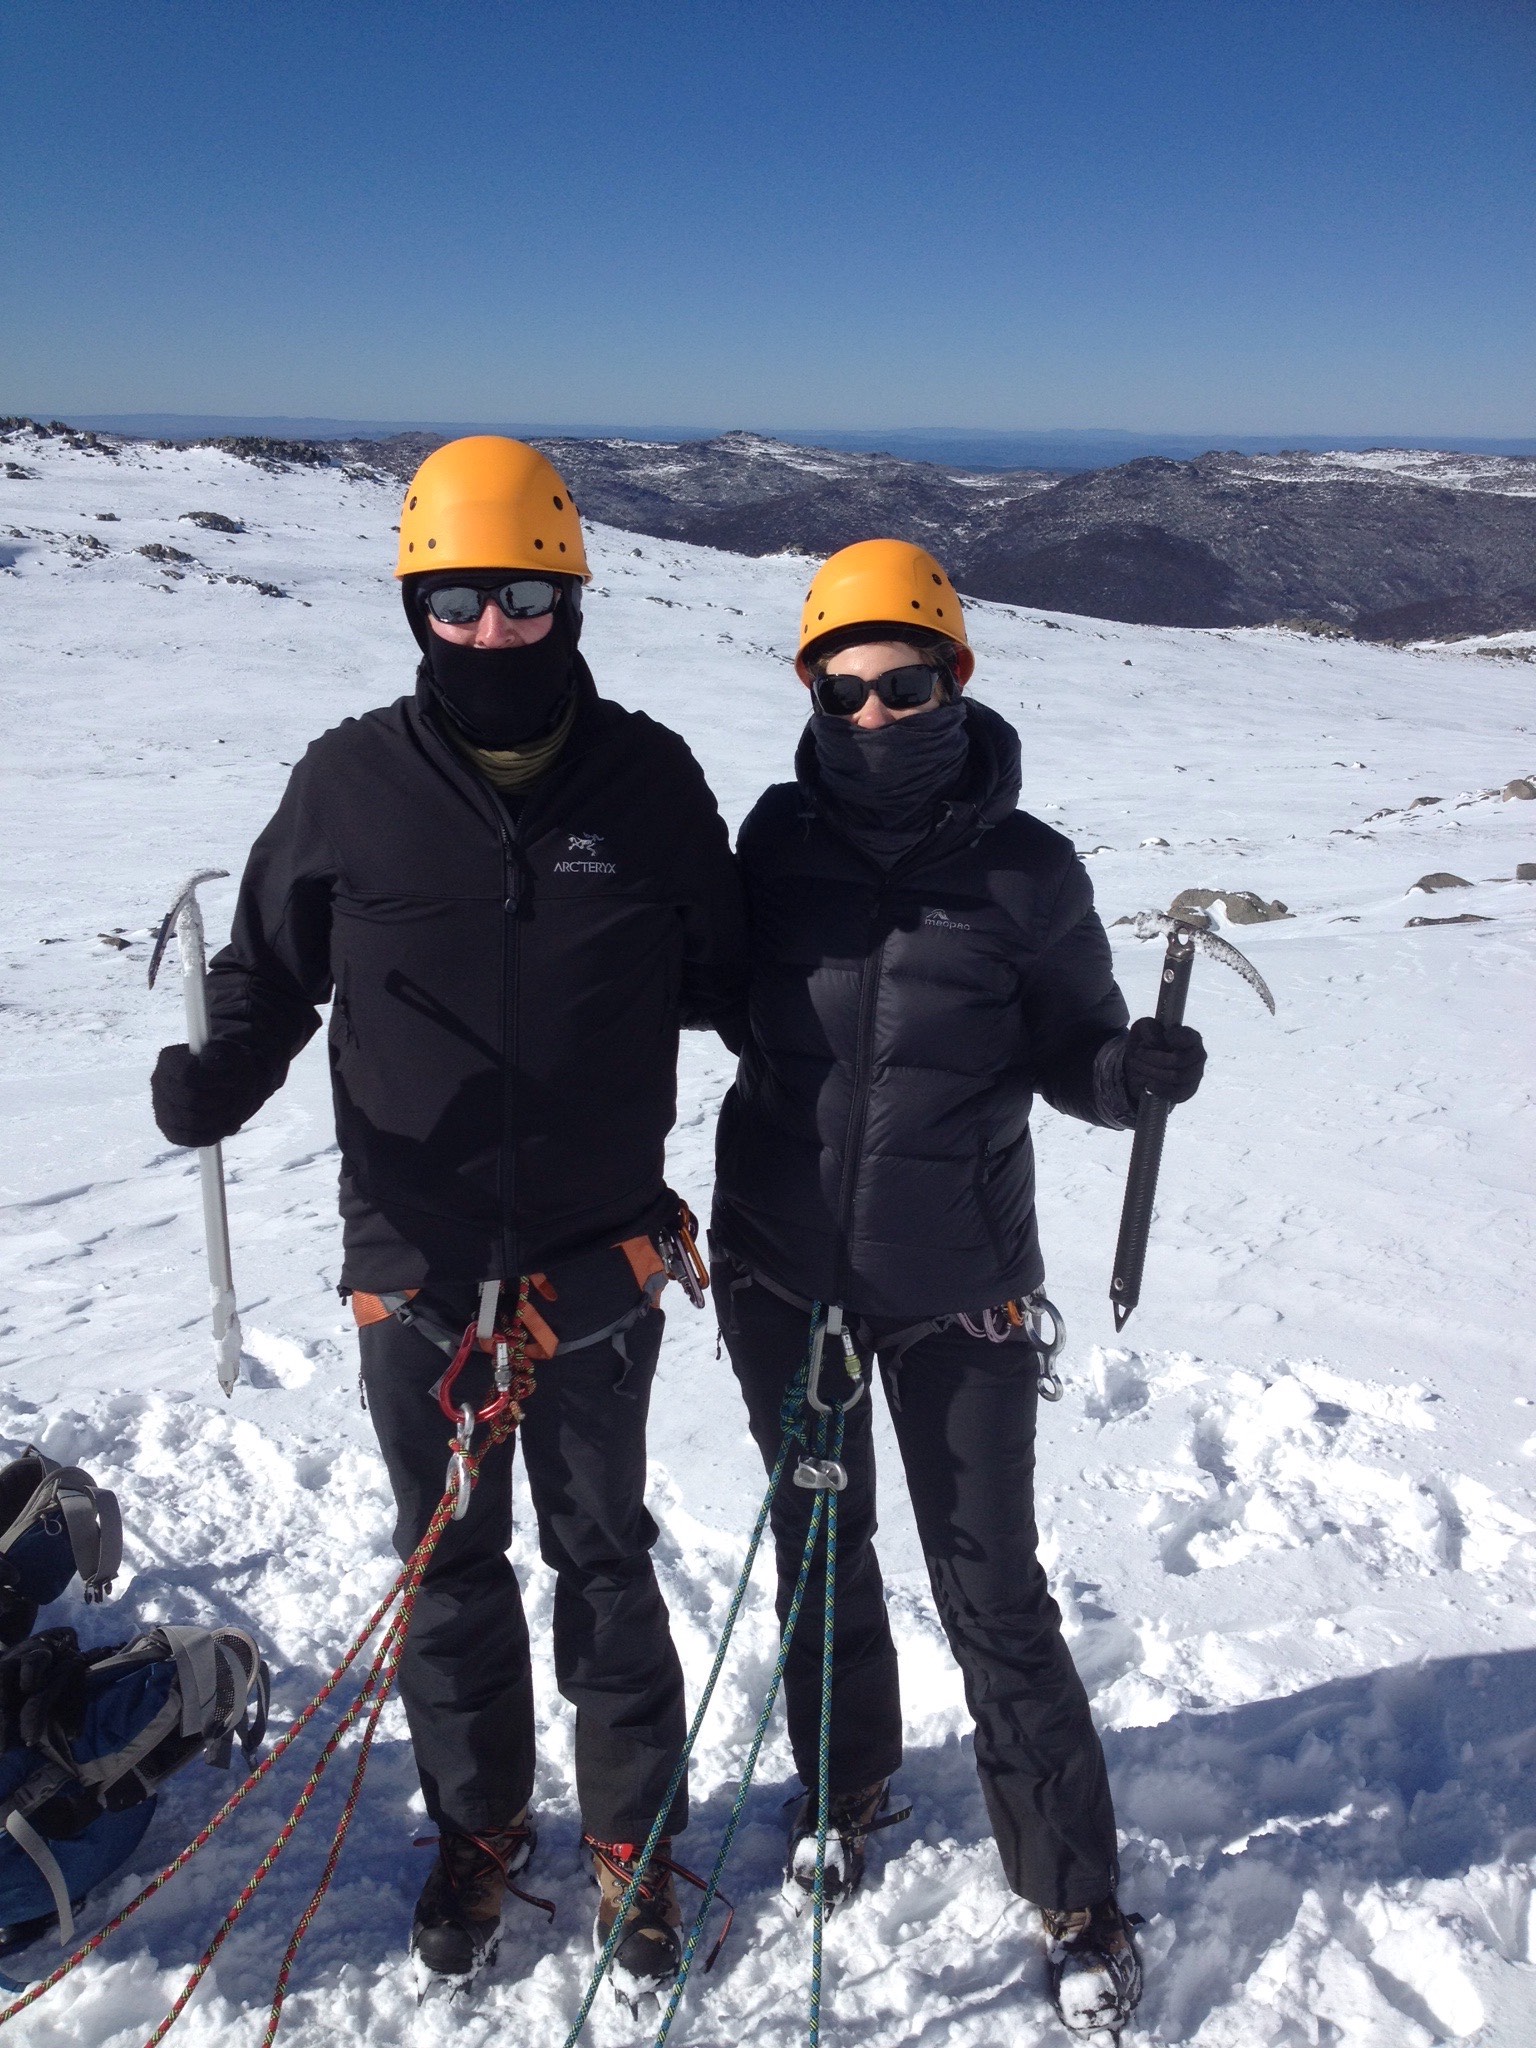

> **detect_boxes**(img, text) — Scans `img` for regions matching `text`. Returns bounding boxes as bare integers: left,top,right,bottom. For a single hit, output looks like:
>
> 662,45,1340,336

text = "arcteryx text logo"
923,907,972,932
554,831,616,876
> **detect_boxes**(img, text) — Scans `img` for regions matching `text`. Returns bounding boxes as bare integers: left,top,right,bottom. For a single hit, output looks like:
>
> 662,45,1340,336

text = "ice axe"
1109,908,1275,1330
148,870,243,1396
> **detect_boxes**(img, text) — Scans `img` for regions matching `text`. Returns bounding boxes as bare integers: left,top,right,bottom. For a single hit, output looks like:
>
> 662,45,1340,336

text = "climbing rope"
0,1283,534,2046
561,1310,827,2047
809,1416,839,2048
650,1404,845,2048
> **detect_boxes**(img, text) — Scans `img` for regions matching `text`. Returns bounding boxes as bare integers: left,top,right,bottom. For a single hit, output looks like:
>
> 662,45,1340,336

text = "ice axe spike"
149,870,243,1396
1109,909,1275,1331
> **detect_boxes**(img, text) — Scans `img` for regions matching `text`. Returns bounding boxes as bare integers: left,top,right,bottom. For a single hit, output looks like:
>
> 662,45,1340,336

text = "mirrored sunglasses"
423,578,561,626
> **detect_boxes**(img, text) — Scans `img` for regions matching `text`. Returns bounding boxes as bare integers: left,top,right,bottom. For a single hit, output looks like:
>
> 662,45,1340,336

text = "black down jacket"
711,697,1132,1320
204,663,746,1289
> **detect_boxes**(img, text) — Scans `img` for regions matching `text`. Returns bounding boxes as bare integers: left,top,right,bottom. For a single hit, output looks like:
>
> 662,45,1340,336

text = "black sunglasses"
422,577,561,626
811,663,945,718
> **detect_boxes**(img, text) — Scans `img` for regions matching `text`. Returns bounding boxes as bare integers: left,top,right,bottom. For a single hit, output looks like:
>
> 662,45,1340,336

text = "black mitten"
1123,1016,1207,1108
151,1039,275,1148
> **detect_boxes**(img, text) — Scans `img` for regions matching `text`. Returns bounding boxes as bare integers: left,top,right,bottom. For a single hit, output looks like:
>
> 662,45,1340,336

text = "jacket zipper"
833,908,887,1301
823,823,961,1304
494,804,520,1282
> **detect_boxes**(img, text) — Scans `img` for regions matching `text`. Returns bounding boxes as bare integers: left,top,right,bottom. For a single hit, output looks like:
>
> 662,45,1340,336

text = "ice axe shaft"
149,870,242,1396
1109,911,1275,1330
1110,929,1195,1330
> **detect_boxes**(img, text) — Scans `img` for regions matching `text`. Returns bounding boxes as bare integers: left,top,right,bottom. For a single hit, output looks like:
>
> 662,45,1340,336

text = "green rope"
651,1405,841,2048
809,1427,839,2048
561,1313,824,2048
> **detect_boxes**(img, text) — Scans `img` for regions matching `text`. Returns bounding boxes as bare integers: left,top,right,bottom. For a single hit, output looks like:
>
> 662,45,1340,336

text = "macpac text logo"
923,907,971,932
554,830,616,877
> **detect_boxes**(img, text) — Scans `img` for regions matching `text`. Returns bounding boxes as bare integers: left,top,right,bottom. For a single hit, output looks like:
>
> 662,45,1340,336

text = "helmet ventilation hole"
427,538,436,549
553,495,564,510
409,496,417,510
534,538,544,550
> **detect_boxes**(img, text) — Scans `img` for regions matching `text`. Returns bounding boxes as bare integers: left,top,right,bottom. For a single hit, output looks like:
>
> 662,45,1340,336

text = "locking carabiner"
804,1304,867,1416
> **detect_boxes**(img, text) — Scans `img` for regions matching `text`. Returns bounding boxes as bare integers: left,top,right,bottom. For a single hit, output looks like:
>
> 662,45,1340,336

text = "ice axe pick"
1109,908,1276,1331
148,870,243,1396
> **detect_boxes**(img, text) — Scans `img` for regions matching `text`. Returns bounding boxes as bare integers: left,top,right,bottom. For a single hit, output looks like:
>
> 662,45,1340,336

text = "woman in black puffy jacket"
711,540,1205,2035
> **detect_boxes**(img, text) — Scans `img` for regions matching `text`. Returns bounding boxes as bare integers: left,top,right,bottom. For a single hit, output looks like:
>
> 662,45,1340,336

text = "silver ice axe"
1109,908,1276,1331
148,870,243,1396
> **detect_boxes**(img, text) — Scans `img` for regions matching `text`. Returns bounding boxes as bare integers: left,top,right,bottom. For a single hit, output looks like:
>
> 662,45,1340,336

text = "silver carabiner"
447,1400,476,1519
805,1305,867,1415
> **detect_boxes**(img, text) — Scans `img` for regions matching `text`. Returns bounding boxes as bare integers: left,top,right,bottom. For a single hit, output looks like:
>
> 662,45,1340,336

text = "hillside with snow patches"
1,427,1534,2047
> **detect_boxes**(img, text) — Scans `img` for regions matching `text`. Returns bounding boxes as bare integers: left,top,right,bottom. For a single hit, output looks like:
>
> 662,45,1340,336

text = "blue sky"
3,0,1532,434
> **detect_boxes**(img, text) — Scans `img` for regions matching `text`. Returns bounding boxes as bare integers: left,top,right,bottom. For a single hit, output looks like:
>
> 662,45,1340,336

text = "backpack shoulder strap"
0,1455,123,1601
55,1472,122,1601
4,1809,76,1943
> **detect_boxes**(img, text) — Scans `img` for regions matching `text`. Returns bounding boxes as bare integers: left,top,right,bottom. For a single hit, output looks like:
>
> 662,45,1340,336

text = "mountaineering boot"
411,1813,538,1983
586,1835,683,2005
785,1779,911,1915
1042,1894,1144,2040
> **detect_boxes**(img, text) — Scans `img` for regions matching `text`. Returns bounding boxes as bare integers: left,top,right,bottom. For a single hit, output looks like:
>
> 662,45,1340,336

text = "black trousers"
359,1301,687,1843
714,1250,1119,1910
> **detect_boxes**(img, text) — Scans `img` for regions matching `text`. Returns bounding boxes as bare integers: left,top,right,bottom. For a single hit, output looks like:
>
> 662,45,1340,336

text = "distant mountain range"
34,413,1536,473
14,418,1536,638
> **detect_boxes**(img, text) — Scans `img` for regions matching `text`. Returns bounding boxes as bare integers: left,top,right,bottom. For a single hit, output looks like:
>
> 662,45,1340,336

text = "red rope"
0,1282,534,2044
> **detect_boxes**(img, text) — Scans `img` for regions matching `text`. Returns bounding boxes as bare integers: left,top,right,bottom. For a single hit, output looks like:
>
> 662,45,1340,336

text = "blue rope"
559,1319,820,2048
651,1315,850,2048
809,1418,840,2048
650,1415,833,2048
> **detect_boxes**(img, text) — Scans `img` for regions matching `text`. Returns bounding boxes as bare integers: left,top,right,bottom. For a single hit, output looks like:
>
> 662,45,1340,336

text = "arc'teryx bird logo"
555,831,616,876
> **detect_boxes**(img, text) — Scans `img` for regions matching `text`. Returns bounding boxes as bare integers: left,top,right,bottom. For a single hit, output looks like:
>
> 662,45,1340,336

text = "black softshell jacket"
712,697,1131,1320
205,665,746,1289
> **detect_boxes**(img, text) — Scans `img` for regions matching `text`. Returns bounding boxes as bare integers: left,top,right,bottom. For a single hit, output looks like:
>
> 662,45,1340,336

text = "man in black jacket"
151,438,746,1988
711,541,1203,2038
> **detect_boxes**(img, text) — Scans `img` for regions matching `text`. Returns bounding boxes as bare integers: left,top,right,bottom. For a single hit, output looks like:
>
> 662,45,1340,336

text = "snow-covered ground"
1,426,1534,2046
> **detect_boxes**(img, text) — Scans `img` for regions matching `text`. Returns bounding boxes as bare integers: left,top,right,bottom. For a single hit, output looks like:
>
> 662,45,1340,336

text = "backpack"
0,1451,122,1646
0,1622,269,1951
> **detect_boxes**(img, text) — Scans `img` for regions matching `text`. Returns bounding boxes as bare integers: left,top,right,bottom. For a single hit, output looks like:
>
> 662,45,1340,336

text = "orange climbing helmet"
394,436,590,581
795,539,974,682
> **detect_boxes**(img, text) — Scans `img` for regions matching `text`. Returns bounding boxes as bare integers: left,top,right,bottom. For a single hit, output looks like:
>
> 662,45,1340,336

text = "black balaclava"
806,638,972,862
404,573,582,749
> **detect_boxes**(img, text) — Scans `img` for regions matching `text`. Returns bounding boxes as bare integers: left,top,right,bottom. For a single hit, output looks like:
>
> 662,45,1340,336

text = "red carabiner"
436,1324,518,1426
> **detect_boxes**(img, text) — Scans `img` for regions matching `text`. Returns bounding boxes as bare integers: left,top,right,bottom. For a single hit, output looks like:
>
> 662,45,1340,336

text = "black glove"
1123,1016,1207,1108
0,1627,91,1750
151,1039,276,1148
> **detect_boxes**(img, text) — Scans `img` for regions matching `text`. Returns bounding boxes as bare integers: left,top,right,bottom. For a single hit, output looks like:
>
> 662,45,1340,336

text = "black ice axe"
1110,908,1276,1330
